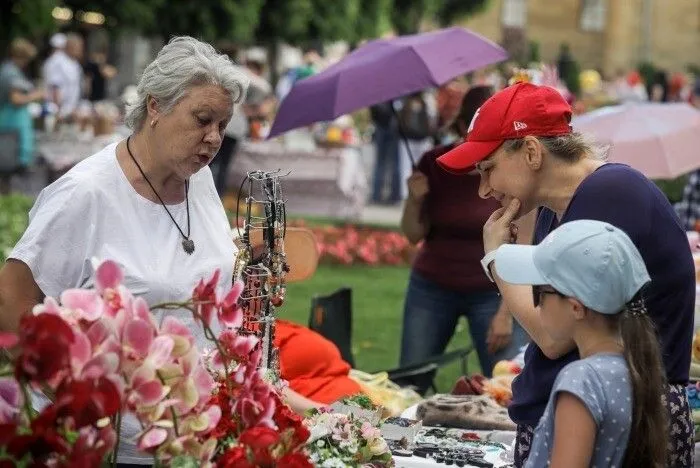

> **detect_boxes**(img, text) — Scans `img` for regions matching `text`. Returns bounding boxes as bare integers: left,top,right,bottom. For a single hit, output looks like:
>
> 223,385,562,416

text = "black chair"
308,287,355,368
307,287,474,394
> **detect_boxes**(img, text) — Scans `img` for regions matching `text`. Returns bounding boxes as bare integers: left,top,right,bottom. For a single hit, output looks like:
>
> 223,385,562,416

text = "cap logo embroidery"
467,107,481,133
513,121,527,131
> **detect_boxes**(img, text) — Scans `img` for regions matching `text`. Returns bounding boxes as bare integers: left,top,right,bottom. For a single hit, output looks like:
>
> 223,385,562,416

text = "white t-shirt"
42,50,83,117
11,142,236,464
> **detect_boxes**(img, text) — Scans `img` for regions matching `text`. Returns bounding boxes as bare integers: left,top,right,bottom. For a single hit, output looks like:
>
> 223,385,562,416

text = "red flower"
239,426,280,449
277,452,314,468
55,376,121,427
15,313,74,383
217,445,254,468
67,426,117,467
193,269,221,327
6,410,68,460
273,396,309,448
239,426,280,465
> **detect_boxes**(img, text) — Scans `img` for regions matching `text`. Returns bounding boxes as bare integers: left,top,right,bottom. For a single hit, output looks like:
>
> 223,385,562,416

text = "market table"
391,405,515,468
36,130,125,183
230,139,368,219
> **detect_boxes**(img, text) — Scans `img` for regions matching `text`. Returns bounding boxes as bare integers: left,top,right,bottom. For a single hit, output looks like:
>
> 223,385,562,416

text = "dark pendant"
182,238,195,254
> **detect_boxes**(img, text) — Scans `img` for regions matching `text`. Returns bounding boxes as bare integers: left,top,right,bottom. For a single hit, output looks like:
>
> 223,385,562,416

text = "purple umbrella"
268,27,508,142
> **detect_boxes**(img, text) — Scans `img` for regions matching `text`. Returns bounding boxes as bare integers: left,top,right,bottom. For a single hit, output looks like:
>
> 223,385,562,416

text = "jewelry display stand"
233,170,289,381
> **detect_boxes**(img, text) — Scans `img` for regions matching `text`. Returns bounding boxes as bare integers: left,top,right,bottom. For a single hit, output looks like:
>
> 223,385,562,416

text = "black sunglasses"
532,285,566,307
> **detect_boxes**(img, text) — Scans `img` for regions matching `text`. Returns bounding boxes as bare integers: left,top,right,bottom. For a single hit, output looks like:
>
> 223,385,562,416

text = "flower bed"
288,220,418,267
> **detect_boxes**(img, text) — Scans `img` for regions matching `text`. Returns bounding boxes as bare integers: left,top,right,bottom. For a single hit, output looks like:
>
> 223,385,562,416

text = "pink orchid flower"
138,426,169,451
161,316,194,358
60,289,104,322
217,280,244,328
0,332,18,349
193,269,221,327
0,377,21,423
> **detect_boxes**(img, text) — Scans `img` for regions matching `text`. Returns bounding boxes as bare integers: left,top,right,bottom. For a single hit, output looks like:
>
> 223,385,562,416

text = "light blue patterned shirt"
524,353,632,468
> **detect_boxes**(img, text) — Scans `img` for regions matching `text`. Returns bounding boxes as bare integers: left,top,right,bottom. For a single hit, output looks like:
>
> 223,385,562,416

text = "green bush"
0,194,33,263
654,176,688,204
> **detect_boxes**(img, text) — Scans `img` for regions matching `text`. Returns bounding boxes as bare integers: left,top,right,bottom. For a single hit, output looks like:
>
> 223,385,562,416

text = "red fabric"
274,320,362,404
438,82,573,172
412,144,500,292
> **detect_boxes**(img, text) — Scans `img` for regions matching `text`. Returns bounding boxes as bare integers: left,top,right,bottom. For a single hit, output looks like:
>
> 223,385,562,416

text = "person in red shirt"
399,86,529,394
275,320,362,404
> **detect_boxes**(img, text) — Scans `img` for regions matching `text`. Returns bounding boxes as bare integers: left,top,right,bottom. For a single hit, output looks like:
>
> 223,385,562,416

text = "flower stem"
18,380,34,424
156,371,180,437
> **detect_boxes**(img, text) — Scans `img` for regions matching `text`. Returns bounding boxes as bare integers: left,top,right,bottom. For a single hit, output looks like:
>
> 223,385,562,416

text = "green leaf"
170,455,200,468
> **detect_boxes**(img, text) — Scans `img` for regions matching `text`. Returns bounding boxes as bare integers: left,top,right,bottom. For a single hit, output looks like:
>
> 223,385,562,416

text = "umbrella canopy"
268,27,508,138
572,103,700,179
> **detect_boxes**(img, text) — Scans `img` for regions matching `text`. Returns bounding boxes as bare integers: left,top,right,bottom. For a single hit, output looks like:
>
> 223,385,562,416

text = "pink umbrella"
572,102,700,179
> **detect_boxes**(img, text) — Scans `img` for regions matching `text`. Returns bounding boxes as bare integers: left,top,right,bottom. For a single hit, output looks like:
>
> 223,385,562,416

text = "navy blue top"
508,164,695,426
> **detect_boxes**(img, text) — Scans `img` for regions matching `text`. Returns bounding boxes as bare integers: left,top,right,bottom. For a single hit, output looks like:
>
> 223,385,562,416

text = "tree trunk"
266,40,280,88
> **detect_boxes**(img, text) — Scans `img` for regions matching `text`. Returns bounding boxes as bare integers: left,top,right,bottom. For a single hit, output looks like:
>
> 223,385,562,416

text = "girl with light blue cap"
494,219,667,468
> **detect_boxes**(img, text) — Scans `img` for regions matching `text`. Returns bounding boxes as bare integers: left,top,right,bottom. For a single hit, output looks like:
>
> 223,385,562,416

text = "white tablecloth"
231,140,368,219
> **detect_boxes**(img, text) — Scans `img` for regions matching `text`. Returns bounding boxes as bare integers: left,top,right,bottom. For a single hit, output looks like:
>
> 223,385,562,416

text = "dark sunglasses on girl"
532,285,566,307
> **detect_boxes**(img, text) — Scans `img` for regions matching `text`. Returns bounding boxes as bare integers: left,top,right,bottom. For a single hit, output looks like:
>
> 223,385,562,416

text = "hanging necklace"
126,136,195,254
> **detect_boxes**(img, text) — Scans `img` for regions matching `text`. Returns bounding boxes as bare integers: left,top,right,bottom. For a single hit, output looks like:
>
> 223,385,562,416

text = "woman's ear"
146,95,159,120
523,136,543,171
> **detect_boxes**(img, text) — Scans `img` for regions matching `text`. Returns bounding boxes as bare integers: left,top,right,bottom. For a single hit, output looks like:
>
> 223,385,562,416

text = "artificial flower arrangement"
330,394,384,426
304,406,395,467
0,259,312,467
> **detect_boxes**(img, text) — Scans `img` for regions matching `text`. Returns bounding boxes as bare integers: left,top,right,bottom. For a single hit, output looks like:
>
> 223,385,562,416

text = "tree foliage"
355,0,393,43
391,0,490,34
3,0,491,55
250,0,313,45
1,0,55,55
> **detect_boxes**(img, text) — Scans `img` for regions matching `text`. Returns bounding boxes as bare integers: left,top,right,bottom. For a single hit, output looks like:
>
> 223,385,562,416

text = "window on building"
580,0,607,32
502,0,527,28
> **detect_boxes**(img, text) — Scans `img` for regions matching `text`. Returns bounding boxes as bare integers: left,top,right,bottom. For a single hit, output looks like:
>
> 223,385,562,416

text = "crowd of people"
0,32,699,467
0,32,118,193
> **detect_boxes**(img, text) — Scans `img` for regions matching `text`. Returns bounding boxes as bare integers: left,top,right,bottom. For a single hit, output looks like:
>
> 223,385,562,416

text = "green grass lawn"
279,264,481,393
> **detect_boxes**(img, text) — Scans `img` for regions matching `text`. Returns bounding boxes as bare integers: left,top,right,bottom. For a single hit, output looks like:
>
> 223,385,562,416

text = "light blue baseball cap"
494,220,651,315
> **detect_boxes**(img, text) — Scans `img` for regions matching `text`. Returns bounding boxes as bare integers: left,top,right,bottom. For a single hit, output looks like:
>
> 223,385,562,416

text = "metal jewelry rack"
233,170,289,379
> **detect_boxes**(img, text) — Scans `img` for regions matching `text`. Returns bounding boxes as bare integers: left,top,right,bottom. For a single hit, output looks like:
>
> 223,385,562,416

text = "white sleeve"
43,58,64,88
9,179,97,299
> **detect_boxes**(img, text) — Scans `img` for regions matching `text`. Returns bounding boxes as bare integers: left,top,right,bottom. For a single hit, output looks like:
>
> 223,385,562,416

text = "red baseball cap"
437,82,573,173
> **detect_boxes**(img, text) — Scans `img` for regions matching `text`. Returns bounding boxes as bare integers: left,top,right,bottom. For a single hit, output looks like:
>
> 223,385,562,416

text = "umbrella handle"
391,105,417,169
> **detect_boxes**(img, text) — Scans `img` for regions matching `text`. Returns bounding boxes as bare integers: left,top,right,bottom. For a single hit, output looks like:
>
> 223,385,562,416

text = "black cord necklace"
126,136,195,254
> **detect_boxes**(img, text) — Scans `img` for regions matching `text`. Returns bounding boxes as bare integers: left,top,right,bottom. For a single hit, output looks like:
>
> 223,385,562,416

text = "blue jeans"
400,271,529,393
371,125,400,203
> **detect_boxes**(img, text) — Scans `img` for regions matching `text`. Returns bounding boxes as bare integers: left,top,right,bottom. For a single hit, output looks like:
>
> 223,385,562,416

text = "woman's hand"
486,307,513,354
483,198,520,254
32,88,46,102
406,170,429,202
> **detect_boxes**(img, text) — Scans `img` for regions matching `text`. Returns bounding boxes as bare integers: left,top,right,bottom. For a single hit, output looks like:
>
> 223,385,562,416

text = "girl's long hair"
615,294,668,468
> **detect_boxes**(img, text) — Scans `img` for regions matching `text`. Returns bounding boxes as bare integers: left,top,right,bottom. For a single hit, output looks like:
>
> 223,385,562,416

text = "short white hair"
124,36,249,131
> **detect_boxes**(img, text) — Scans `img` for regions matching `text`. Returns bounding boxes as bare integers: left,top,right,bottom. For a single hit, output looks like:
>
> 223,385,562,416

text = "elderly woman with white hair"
0,36,319,466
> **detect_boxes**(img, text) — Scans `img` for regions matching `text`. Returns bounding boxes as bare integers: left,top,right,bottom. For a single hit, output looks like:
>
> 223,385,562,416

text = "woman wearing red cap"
437,82,695,467
398,86,529,395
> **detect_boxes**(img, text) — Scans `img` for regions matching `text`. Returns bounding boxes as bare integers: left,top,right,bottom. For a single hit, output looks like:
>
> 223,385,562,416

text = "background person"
398,86,529,394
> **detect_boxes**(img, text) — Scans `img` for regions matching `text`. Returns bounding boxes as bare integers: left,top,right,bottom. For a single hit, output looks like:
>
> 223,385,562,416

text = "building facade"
459,0,700,76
